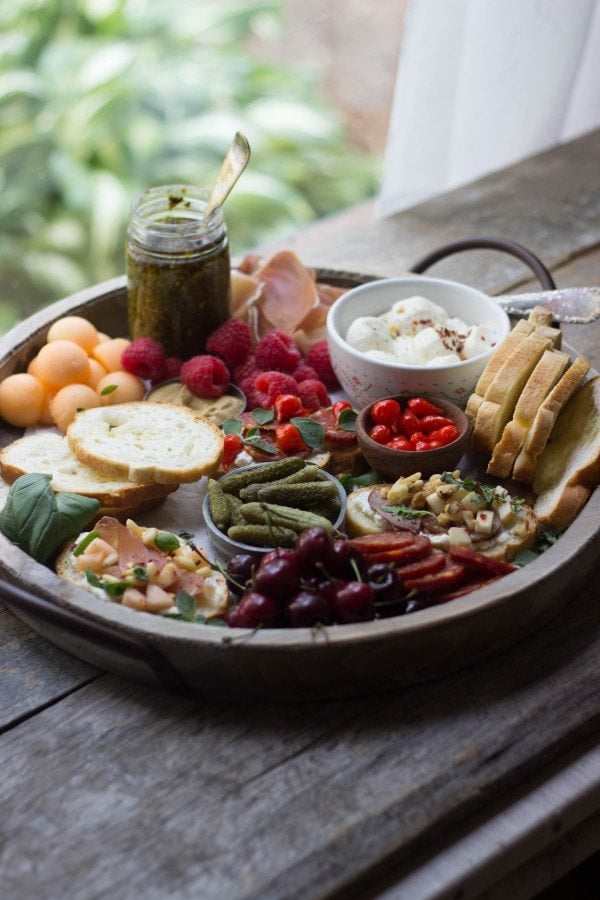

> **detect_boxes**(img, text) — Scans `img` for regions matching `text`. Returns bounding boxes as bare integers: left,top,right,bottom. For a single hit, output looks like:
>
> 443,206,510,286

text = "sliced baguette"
533,376,600,530
345,485,387,536
0,433,178,507
472,331,553,453
513,357,591,484
465,319,534,424
486,349,569,477
67,402,223,484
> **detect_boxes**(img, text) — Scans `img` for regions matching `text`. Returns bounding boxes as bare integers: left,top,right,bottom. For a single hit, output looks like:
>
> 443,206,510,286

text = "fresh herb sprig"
440,471,525,514
382,504,434,519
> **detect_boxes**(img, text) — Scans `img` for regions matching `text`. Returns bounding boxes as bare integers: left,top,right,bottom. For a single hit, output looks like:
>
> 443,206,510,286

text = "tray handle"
0,577,190,695
410,237,556,290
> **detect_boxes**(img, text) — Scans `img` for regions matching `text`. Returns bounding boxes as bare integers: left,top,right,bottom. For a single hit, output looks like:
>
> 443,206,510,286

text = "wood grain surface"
1,132,599,899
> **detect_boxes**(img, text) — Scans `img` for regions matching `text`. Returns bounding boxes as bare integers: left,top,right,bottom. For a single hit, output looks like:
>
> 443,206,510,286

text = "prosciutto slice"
367,490,422,534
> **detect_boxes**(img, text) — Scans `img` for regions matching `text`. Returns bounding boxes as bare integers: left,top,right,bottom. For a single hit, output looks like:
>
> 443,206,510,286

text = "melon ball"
86,358,108,389
39,388,57,426
97,371,146,406
35,340,91,390
96,332,110,343
92,337,130,373
47,316,100,354
0,374,45,427
50,384,101,433
27,355,45,382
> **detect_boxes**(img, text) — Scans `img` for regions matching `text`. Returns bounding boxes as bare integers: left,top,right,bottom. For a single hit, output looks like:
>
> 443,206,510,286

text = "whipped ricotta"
345,296,498,367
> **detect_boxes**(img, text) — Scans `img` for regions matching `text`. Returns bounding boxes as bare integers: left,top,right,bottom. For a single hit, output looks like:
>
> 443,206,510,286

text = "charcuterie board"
0,272,598,700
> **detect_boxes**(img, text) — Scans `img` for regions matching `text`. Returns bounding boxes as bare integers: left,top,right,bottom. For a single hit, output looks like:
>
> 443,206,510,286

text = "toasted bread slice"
67,402,223,484
513,357,591,483
465,319,534,424
528,306,554,327
533,376,600,530
536,323,562,349
345,485,388,536
0,433,178,507
487,349,569,477
472,331,553,453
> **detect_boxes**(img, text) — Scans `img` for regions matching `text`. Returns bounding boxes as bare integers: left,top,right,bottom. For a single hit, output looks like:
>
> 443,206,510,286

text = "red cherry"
331,581,374,623
286,590,332,627
236,591,281,628
255,556,301,598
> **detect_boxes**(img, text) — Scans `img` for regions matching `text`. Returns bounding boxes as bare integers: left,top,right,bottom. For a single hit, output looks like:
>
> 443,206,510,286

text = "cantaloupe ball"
47,316,100,354
92,337,130,373
97,371,146,406
86,358,108,389
0,373,45,427
39,388,57,426
27,354,46,383
35,340,91,390
96,332,111,343
50,384,101,433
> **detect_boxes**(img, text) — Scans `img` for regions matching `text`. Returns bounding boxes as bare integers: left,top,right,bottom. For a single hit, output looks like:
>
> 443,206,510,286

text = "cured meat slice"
347,532,418,553
438,577,500,602
366,535,432,565
448,547,516,576
367,489,421,534
404,560,466,594
394,550,446,581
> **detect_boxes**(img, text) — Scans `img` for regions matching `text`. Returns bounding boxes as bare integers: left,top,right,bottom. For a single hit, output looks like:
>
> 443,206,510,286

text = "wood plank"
0,565,598,899
278,130,600,295
0,608,100,732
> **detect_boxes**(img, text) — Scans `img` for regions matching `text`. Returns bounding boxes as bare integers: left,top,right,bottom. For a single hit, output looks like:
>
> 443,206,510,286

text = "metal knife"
495,287,600,323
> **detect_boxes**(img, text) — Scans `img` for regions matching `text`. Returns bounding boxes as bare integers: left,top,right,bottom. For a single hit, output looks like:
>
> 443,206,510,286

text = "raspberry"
206,319,252,369
121,338,165,382
292,364,319,383
306,341,339,390
181,355,230,398
255,330,301,373
161,357,183,381
247,387,271,410
254,371,298,402
296,379,330,410
233,354,260,384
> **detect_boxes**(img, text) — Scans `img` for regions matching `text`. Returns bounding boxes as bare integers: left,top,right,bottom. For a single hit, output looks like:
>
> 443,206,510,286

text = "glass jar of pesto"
126,185,231,359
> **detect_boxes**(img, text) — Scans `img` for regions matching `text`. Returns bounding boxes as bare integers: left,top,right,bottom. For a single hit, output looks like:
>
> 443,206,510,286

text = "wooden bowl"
356,395,470,481
0,274,598,700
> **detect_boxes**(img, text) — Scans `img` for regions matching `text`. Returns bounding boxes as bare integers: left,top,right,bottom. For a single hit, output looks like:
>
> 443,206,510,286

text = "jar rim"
129,184,225,233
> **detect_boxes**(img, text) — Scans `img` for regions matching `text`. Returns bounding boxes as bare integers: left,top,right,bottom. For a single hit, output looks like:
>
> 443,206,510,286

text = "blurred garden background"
0,0,405,331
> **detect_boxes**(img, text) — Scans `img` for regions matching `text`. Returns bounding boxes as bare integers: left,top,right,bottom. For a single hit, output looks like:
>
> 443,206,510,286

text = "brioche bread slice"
486,349,569,477
0,433,178,506
466,319,534,424
512,357,591,484
533,376,600,530
472,331,553,453
67,402,223,484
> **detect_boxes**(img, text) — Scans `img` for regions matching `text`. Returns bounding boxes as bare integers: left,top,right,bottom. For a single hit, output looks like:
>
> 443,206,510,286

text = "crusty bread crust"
472,332,552,453
533,376,600,530
467,320,534,425
0,433,178,506
513,357,591,484
67,402,223,484
345,485,387,537
487,349,569,478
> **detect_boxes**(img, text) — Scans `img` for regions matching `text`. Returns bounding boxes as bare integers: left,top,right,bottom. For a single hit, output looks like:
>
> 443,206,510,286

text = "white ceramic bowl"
327,276,510,408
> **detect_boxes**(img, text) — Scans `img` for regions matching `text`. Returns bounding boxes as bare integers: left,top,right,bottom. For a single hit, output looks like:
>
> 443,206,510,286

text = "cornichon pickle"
238,466,324,502
239,502,335,534
255,481,337,509
225,493,244,527
220,458,305,495
227,524,297,547
207,479,229,531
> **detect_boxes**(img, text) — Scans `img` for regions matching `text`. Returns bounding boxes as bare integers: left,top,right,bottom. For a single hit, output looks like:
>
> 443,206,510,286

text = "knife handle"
411,237,556,291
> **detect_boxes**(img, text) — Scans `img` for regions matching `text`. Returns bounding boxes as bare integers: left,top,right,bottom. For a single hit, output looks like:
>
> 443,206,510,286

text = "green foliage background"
0,0,378,330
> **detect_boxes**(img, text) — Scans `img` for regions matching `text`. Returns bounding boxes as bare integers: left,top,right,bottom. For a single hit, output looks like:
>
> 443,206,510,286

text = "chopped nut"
437,512,451,526
411,490,426,509
141,527,158,547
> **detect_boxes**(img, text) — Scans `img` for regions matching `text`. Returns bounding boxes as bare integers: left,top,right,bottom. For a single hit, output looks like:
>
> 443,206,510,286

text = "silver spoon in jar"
204,132,251,218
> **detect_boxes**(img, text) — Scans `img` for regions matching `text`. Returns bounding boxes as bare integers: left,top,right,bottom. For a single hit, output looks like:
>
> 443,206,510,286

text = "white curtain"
378,0,600,217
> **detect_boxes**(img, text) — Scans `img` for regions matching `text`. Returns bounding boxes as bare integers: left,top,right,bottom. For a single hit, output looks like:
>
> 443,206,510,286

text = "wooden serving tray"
0,273,598,700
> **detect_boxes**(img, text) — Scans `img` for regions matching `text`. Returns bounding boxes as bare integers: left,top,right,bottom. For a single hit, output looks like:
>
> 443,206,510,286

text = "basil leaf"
55,493,101,545
132,566,149,581
290,417,325,450
195,612,207,624
176,589,196,621
338,470,379,494
73,530,100,557
222,418,243,436
382,504,434,519
7,473,60,563
178,530,194,542
103,580,131,597
100,384,118,396
337,408,357,431
513,549,539,568
243,436,278,455
155,531,180,552
245,426,259,438
252,407,274,425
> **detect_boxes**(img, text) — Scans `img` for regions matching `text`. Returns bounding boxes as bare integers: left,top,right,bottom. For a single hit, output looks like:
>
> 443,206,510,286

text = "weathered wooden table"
1,131,599,900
